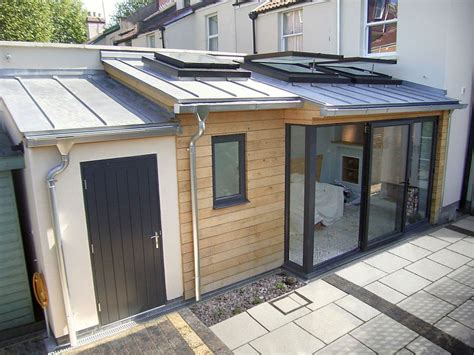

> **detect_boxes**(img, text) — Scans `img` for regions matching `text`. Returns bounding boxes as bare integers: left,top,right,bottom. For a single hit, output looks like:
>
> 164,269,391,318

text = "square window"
212,134,247,208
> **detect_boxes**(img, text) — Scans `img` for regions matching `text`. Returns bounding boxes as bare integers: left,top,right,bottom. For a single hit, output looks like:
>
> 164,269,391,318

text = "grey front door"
82,154,166,326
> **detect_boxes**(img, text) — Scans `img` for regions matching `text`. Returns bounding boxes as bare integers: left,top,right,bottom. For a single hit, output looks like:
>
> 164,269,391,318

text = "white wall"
9,135,183,338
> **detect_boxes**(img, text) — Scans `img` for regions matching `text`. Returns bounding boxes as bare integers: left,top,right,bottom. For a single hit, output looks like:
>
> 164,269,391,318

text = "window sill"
364,52,398,60
213,198,249,210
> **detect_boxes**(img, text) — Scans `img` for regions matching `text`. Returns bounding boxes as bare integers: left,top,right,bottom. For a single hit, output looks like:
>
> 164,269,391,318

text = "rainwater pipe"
249,11,258,54
336,0,341,55
189,106,209,301
46,141,77,347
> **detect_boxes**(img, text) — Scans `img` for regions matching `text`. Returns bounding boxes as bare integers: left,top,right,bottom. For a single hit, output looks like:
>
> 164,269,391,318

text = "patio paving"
210,221,474,354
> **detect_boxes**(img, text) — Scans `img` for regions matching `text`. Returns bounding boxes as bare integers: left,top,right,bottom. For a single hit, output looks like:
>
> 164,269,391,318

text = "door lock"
150,231,160,249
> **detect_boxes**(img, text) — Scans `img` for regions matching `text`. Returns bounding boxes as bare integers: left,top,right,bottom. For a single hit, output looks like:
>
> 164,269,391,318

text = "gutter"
159,26,166,48
319,103,467,117
188,106,209,301
174,99,302,114
46,141,77,346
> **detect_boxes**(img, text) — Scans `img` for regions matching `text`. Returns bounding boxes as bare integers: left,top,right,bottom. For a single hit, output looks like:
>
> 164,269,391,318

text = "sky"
82,0,121,24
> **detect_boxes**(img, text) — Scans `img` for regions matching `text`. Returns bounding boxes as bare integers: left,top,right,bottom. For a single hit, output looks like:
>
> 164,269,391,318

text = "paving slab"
406,336,450,355
388,243,432,262
363,251,411,273
295,280,346,311
468,260,474,267
350,314,417,354
447,239,474,258
364,281,407,304
232,344,258,355
452,218,474,231
335,262,386,287
395,348,415,355
295,303,363,344
398,291,455,324
435,317,474,347
272,295,301,313
404,258,452,282
247,300,310,331
335,295,380,322
447,265,474,288
447,299,474,329
427,249,471,269
314,334,375,354
249,322,324,355
410,235,450,252
210,312,267,350
424,277,474,306
289,292,308,306
429,228,466,243
379,269,431,296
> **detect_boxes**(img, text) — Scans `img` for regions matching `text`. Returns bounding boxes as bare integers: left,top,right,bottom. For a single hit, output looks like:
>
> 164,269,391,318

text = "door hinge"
97,302,101,312
83,179,88,190
90,243,94,254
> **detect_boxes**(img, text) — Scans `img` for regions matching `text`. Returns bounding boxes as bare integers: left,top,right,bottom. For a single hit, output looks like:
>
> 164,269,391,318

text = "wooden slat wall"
176,111,286,299
0,171,34,331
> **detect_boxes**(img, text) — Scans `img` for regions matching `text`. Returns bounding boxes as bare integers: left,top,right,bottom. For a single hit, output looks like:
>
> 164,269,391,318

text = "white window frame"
281,8,303,51
206,14,219,51
364,0,397,57
147,33,156,48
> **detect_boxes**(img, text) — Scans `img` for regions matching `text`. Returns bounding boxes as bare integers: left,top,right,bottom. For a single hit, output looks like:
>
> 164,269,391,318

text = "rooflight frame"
154,52,240,69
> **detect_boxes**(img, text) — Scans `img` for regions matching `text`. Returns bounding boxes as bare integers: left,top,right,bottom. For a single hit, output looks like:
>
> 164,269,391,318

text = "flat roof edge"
24,123,180,148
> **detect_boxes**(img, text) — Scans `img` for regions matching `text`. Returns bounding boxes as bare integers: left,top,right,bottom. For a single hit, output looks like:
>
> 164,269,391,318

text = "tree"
50,0,88,43
110,0,154,25
0,0,87,43
0,0,54,42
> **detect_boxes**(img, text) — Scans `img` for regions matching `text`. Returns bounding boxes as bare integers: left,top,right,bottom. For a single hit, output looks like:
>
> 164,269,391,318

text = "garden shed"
0,128,34,331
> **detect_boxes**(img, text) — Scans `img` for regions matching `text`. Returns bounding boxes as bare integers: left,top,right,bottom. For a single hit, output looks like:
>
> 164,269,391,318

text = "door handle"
150,231,160,249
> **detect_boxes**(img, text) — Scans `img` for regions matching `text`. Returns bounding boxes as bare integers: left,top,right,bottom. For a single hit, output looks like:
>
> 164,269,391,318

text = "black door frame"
81,154,167,327
284,116,438,276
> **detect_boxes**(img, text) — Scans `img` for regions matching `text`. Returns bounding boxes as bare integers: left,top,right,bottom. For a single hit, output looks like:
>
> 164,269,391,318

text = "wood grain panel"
176,110,286,299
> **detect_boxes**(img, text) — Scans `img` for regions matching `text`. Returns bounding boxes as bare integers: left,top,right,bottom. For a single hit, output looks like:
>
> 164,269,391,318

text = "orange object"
32,272,49,309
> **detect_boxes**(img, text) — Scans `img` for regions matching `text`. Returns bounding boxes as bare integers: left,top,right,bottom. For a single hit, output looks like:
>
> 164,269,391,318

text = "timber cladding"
176,110,286,299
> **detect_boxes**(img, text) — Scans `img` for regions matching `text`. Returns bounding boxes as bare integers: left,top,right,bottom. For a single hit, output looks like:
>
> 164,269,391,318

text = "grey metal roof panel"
252,73,461,110
0,74,174,135
102,58,299,105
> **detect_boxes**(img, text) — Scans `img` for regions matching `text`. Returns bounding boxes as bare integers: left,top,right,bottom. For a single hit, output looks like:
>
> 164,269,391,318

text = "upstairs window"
366,0,397,55
212,134,247,208
207,14,219,51
147,33,156,48
282,9,303,51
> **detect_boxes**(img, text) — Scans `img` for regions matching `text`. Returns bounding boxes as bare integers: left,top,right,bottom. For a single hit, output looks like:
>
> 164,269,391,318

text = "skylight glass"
154,52,240,69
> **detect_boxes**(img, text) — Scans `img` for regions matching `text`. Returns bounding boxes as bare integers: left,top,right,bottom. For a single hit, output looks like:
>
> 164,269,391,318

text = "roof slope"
252,0,307,14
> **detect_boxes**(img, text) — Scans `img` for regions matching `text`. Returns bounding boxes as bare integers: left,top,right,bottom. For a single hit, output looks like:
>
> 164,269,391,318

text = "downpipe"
46,143,77,346
189,107,209,301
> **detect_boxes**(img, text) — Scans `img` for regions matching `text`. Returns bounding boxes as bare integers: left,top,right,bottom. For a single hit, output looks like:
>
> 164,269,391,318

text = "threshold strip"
167,312,213,354
446,224,474,237
323,274,473,355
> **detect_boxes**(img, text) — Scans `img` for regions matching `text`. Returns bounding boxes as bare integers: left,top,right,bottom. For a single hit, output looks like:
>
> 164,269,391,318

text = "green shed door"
0,170,34,331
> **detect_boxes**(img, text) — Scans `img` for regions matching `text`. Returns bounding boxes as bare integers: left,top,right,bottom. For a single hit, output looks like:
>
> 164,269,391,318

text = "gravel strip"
190,270,305,327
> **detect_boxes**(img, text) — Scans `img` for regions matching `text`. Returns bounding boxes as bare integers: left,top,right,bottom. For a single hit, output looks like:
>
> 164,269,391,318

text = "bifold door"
82,155,166,325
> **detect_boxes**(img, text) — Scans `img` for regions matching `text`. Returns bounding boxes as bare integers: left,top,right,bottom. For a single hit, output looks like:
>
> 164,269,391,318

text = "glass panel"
262,62,325,74
283,9,303,36
312,125,363,265
368,23,397,54
214,141,240,198
368,0,397,23
147,34,155,48
284,34,303,51
406,122,434,225
208,37,218,51
208,15,218,36
289,125,306,266
368,125,408,241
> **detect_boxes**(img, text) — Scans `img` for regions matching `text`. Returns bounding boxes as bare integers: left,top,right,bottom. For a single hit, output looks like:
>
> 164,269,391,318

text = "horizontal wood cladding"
176,111,286,299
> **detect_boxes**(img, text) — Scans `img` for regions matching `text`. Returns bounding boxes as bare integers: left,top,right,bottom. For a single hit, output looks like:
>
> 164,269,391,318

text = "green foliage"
110,0,154,25
0,0,87,43
0,0,53,42
50,0,88,44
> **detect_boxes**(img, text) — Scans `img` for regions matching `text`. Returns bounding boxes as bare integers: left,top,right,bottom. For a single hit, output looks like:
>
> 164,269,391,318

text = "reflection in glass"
214,141,240,198
288,125,305,266
368,23,397,54
368,125,408,241
312,125,363,265
406,121,434,225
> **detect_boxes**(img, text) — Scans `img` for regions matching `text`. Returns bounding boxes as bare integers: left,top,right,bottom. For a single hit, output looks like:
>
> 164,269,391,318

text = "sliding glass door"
367,124,409,242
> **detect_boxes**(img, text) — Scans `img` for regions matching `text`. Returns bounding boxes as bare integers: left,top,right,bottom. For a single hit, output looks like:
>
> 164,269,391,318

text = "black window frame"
211,134,247,209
